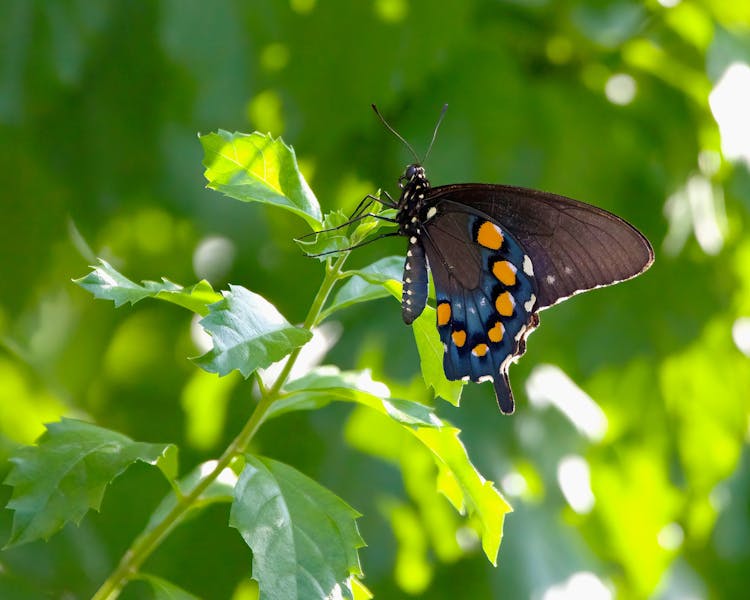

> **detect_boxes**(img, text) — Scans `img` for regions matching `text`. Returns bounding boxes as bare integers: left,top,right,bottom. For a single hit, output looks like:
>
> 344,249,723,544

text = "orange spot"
472,343,489,357
477,221,504,250
492,260,517,286
488,321,504,343
451,330,466,347
437,302,451,326
495,291,515,316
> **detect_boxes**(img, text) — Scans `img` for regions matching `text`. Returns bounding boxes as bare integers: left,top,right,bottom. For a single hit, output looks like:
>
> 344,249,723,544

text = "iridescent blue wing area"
428,184,654,309
420,185,653,413
421,210,539,413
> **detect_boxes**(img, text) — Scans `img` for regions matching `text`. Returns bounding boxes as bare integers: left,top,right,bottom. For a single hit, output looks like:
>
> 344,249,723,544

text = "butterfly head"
399,164,429,190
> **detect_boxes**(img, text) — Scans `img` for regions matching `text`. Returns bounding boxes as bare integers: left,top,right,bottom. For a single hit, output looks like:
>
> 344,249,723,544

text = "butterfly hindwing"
430,184,654,309
421,208,539,413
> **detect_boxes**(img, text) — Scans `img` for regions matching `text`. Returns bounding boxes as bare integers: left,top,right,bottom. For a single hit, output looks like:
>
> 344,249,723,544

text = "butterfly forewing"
430,184,654,309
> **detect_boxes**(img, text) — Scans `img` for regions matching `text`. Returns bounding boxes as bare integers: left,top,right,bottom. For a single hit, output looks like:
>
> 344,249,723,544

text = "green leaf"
321,256,403,319
295,204,397,261
269,366,442,428
412,426,511,565
3,418,177,548
294,210,352,259
74,259,222,316
230,455,364,600
136,574,202,600
193,285,312,378
383,280,464,406
200,130,321,229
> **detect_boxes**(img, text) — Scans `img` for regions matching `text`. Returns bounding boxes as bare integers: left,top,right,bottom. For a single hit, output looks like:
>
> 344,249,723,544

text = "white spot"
468,307,476,314
406,289,412,295
407,250,412,257
416,228,421,234
710,61,750,167
426,206,437,219
657,523,684,551
524,294,536,312
405,299,411,305
525,364,608,442
478,375,494,383
546,274,556,285
461,376,471,382
605,73,637,106
410,236,417,244
406,306,412,311
479,297,487,306
523,255,534,276
564,266,573,275
411,216,417,224
442,343,448,352
541,572,612,600
557,455,595,514
405,277,412,283
732,317,750,357
405,263,411,270
418,193,424,199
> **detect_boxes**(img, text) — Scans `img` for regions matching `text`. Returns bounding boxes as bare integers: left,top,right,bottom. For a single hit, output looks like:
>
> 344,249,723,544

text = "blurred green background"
2,0,750,598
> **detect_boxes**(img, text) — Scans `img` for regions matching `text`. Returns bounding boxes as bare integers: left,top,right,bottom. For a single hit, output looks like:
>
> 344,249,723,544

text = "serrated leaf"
3,418,177,548
321,256,404,319
413,426,511,565
200,130,321,229
295,203,397,261
74,259,221,316
382,280,464,405
294,210,352,259
193,285,312,378
230,455,364,600
136,574,202,600
268,366,442,428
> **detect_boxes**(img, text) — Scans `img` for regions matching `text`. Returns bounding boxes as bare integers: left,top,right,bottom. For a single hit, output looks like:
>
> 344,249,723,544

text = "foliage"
1,1,750,599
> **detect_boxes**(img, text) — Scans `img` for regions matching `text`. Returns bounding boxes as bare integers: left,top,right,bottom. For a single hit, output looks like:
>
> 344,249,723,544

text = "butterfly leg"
349,191,397,220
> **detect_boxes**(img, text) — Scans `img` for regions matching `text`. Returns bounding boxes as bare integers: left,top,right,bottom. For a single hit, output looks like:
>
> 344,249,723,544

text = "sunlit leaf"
3,418,177,548
345,407,510,566
294,210,351,259
193,285,312,378
383,280,464,405
136,574,201,600
321,256,403,319
230,455,364,600
74,259,221,316
413,426,510,565
268,366,442,428
200,130,321,229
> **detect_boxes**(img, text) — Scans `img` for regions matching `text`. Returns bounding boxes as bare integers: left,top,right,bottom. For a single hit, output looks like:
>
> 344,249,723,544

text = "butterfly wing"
420,184,653,413
428,184,654,309
421,208,540,413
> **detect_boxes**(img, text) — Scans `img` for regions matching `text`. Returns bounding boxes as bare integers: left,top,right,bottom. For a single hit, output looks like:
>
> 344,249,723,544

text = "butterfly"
309,105,654,413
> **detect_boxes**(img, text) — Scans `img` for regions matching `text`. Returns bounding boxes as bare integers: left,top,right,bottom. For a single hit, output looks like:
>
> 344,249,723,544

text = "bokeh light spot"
557,455,595,514
605,73,637,105
260,43,290,72
374,0,408,23
709,62,750,167
247,89,285,135
193,235,236,283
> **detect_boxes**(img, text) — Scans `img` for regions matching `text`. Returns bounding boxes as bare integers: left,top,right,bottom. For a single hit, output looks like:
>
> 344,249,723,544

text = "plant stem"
90,252,348,600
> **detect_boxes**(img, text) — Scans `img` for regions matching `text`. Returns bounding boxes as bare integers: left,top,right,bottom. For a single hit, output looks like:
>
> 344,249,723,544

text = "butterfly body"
393,166,654,414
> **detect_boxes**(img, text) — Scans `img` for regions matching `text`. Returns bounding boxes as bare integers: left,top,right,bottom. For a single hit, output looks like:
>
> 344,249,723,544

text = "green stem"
90,252,349,600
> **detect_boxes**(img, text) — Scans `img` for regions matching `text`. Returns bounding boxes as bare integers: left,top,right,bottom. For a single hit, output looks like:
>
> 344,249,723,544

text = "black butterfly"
310,105,654,413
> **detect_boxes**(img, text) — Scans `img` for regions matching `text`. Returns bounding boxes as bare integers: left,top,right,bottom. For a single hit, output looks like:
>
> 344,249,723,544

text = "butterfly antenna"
371,104,420,164
423,103,448,164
